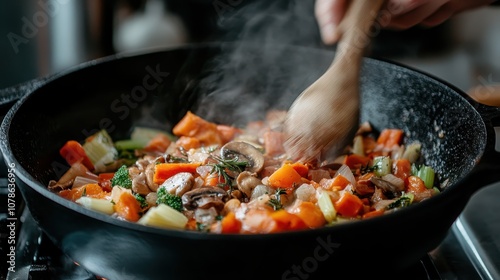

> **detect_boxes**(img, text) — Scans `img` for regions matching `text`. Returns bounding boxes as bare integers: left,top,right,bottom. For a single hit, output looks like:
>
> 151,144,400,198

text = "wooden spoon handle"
334,0,385,65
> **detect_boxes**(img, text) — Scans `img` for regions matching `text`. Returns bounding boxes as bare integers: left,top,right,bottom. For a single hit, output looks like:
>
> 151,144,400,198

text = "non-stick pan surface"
1,42,500,280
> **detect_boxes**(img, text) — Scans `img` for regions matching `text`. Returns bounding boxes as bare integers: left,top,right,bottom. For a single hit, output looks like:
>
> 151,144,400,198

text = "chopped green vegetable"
267,188,287,211
372,156,391,177
115,139,146,151
130,127,176,146
417,165,435,189
208,155,248,191
156,187,183,212
318,191,337,223
111,165,132,188
402,142,421,163
387,193,414,210
411,164,435,189
135,194,148,208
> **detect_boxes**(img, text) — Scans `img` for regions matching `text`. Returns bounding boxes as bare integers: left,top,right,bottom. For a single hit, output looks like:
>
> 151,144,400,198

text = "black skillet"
1,42,500,280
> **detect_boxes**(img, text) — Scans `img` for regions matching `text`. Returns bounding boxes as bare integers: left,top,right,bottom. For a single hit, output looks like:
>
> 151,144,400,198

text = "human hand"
315,0,495,45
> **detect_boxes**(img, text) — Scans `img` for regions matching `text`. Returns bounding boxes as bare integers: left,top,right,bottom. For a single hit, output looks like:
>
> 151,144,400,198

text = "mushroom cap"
220,141,265,173
181,187,229,211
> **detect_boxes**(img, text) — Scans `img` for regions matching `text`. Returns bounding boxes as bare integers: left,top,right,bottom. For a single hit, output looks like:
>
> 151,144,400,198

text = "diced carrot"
289,162,309,178
204,173,225,188
216,124,242,144
263,130,285,156
377,129,404,149
143,133,172,153
59,183,108,201
185,218,198,231
268,163,303,192
221,212,242,234
393,159,411,183
406,175,434,202
289,201,326,229
114,191,142,222
270,210,308,232
344,154,371,169
362,209,385,219
172,111,222,146
240,208,308,233
330,174,351,190
175,136,201,150
406,176,426,193
153,162,202,184
59,140,94,171
334,192,363,218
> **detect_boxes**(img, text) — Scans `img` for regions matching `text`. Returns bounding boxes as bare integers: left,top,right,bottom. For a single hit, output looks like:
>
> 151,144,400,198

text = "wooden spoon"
283,0,385,162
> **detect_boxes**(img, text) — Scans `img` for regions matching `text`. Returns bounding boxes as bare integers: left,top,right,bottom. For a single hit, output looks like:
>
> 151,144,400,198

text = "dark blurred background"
1,0,499,93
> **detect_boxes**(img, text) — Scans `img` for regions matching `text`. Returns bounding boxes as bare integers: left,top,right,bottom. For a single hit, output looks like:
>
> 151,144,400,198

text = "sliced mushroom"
160,172,194,196
132,173,151,195
145,163,158,191
370,174,405,194
182,187,229,211
236,171,262,198
220,141,264,173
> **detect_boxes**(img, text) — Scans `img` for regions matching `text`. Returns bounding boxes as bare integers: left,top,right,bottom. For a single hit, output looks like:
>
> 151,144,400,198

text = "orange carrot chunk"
268,164,303,192
270,210,308,232
143,133,172,153
172,111,222,146
334,192,363,218
153,162,201,184
377,129,404,148
114,192,142,222
289,162,309,178
344,154,371,169
175,136,201,150
221,212,242,234
59,140,94,171
393,159,411,183
289,201,326,229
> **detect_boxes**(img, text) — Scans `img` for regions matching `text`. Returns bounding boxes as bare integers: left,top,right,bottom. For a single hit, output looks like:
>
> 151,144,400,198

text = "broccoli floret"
156,187,183,212
111,165,132,188
135,194,148,208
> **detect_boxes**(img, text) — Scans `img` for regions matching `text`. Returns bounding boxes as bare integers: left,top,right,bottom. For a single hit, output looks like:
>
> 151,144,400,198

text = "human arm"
315,0,497,45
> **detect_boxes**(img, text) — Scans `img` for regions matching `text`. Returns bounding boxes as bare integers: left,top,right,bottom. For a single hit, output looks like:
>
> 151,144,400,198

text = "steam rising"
193,0,331,127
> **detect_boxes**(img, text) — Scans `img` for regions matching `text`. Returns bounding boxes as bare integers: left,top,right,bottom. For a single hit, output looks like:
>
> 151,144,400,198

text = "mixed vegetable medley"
48,110,441,233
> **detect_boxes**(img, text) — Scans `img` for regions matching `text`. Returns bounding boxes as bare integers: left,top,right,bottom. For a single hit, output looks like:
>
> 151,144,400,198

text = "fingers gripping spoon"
283,0,385,162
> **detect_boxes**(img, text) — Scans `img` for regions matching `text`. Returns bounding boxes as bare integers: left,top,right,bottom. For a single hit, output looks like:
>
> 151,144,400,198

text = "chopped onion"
381,174,405,192
352,135,365,156
72,176,99,189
